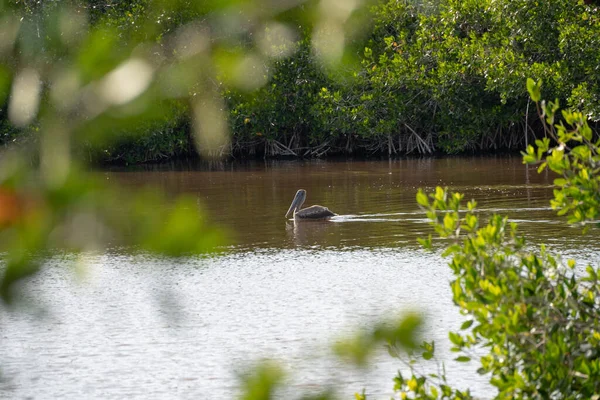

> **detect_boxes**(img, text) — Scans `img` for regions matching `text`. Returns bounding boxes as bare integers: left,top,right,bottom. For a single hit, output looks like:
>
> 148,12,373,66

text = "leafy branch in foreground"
524,78,600,229
417,186,600,399
408,87,600,398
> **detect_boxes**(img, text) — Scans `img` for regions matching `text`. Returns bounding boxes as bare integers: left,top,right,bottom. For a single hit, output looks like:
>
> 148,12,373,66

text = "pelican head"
285,189,306,218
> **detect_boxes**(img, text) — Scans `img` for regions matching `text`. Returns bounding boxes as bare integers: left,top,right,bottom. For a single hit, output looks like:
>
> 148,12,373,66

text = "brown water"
1,156,598,400
108,156,593,252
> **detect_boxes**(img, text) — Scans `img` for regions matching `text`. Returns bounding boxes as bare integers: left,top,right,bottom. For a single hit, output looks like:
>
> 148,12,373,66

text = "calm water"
1,156,598,399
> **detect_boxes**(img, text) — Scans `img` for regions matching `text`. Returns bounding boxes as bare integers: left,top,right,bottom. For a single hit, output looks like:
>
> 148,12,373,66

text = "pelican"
285,189,336,220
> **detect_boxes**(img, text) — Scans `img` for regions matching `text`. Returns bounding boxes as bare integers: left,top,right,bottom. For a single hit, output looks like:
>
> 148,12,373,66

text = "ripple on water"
1,248,496,399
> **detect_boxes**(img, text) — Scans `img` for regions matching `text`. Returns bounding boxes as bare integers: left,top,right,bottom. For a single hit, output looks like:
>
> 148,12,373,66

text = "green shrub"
225,35,329,157
316,0,600,154
398,85,600,399
88,101,194,165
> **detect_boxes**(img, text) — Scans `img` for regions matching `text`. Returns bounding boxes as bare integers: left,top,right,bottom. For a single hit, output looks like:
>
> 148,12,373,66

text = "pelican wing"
296,205,336,220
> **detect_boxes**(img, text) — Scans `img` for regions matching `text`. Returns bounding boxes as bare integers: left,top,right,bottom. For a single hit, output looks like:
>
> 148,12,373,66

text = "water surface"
107,156,592,251
1,156,597,399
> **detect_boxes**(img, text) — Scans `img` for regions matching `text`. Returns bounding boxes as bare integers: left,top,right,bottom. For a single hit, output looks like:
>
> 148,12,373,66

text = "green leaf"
333,334,374,366
430,386,439,397
553,178,567,186
239,361,285,400
416,190,429,207
467,200,477,211
441,384,452,396
454,356,471,362
434,186,446,202
395,371,404,385
526,78,541,102
443,213,455,231
449,332,464,346
460,320,474,330
0,65,11,107
417,235,433,249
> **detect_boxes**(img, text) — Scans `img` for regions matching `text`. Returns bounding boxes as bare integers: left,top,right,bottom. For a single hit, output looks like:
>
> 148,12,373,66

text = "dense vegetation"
2,0,599,163
233,0,600,156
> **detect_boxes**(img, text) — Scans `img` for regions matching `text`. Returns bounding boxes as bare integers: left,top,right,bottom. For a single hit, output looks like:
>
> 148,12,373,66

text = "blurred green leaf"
77,27,127,83
238,361,285,400
0,65,11,107
460,320,474,330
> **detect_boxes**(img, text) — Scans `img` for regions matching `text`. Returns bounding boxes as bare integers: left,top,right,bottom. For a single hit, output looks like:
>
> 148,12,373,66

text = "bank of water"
1,156,597,399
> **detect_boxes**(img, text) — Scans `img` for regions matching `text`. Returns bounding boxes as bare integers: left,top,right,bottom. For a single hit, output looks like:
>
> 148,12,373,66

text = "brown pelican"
285,189,336,220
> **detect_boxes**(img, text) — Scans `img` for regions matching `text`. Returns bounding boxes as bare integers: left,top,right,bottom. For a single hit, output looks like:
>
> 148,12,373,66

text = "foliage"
3,0,600,159
314,0,600,154
401,88,600,399
391,343,473,400
88,100,194,164
224,35,329,157
238,361,286,400
416,185,600,398
2,0,600,396
334,315,476,399
0,154,226,303
333,313,422,366
524,79,600,230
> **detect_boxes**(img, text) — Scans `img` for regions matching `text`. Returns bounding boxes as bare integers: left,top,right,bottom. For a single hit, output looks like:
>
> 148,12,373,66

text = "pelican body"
285,189,336,221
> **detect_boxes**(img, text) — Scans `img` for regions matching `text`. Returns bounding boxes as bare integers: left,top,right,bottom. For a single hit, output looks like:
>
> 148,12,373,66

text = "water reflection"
285,220,338,247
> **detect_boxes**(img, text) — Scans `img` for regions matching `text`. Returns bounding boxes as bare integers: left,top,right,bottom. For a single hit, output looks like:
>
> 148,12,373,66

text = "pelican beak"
285,190,305,218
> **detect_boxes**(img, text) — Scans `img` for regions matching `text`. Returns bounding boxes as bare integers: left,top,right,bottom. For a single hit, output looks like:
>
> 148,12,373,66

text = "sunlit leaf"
526,78,541,102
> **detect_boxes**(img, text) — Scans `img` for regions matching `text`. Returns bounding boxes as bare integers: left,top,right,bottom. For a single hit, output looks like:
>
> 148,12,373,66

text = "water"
1,156,598,399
